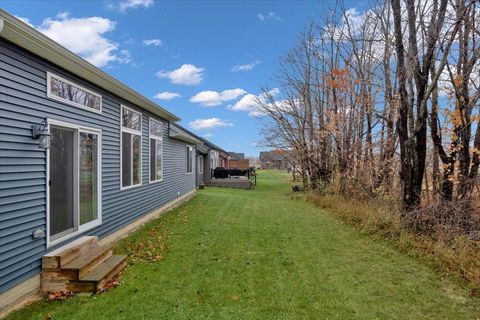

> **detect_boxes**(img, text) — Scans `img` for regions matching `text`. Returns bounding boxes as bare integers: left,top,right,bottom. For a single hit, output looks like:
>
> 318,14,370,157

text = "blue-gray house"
0,9,200,312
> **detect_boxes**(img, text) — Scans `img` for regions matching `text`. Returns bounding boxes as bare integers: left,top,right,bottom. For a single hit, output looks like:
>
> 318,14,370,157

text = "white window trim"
197,155,204,174
186,145,194,175
46,72,102,114
120,105,143,190
209,150,219,169
149,118,164,184
46,118,102,248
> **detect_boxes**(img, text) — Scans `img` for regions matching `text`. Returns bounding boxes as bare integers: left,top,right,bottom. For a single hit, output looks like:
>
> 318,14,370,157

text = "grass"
6,170,480,319
307,193,480,292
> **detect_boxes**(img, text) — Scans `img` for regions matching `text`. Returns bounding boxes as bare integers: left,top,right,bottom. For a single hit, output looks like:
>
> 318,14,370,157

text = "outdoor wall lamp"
32,119,51,149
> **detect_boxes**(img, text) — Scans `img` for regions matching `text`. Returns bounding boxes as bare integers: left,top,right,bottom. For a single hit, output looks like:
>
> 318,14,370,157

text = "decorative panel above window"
47,72,102,113
150,119,163,137
122,107,142,132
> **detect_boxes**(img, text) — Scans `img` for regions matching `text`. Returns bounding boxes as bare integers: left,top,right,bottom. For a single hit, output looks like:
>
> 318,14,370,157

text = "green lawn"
7,171,480,319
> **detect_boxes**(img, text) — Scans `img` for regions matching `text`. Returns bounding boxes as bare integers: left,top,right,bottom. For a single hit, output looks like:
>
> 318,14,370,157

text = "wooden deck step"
81,255,127,292
62,245,113,278
207,179,254,190
42,236,98,269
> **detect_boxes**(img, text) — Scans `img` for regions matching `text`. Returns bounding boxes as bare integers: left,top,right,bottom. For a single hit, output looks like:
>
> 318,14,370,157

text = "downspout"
0,17,5,33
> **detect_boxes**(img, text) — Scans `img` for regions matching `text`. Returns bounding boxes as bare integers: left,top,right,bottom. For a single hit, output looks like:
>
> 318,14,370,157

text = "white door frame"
46,118,102,248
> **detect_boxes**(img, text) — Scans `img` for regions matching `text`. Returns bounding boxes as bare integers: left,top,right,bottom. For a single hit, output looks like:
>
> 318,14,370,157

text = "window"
121,106,142,188
149,119,163,182
186,146,193,174
209,150,219,169
197,156,204,174
47,72,102,112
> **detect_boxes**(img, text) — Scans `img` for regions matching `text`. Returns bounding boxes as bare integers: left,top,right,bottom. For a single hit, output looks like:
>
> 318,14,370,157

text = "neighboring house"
219,150,230,169
195,143,209,186
229,152,245,160
229,159,250,170
174,128,229,184
249,156,261,169
259,150,290,169
0,10,200,310
167,126,212,186
167,127,254,189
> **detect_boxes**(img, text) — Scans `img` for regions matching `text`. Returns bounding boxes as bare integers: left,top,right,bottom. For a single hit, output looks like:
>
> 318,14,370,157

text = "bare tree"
391,0,454,210
257,0,478,215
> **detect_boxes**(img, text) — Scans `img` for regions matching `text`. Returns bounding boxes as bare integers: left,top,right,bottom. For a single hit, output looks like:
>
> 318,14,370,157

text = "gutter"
169,125,202,145
0,10,180,122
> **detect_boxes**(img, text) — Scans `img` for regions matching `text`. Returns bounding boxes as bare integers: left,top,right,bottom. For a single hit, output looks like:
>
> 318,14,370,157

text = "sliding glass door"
79,131,99,227
50,126,76,239
49,122,101,243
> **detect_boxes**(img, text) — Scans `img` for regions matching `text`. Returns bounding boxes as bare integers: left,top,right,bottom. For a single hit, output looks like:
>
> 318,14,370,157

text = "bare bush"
405,199,480,240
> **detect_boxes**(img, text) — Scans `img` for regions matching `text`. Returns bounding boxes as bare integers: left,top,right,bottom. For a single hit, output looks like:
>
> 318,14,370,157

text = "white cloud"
267,88,280,95
323,7,371,43
190,89,246,107
143,39,162,46
118,49,131,62
203,133,213,138
119,0,154,11
153,91,181,100
124,36,135,45
257,12,281,21
220,89,247,100
232,60,260,72
189,118,233,130
156,64,205,86
322,7,387,62
229,94,258,112
36,12,129,67
230,88,280,117
15,16,34,27
342,8,366,35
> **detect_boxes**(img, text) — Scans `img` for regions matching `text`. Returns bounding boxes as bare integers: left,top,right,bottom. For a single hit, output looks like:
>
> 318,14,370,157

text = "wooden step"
62,245,113,279
42,255,126,293
42,279,97,293
43,236,98,269
80,255,127,293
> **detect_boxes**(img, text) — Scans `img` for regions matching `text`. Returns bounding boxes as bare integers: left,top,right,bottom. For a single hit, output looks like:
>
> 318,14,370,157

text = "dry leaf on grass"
47,291,73,301
98,274,122,293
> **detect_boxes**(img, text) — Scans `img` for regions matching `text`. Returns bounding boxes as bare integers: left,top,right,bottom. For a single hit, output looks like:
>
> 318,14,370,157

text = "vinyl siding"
0,38,195,293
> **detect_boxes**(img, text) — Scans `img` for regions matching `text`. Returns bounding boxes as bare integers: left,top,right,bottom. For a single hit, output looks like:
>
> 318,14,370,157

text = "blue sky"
2,0,347,156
